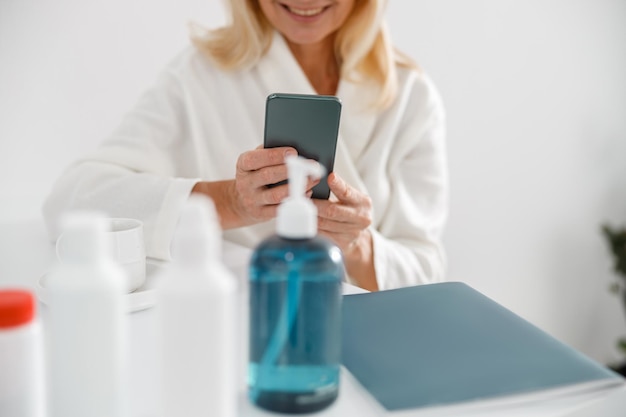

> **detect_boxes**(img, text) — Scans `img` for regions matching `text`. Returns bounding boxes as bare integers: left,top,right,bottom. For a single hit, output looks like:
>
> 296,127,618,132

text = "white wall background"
386,0,626,365
1,1,625,365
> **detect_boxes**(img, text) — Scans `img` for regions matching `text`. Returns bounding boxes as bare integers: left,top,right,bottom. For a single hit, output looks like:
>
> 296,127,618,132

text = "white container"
156,195,238,417
0,289,46,417
44,212,128,417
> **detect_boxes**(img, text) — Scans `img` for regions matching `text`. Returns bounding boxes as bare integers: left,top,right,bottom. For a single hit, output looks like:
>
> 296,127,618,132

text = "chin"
281,28,334,46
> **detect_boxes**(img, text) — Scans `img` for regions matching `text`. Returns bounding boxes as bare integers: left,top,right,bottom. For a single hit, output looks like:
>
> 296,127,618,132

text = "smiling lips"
281,3,329,18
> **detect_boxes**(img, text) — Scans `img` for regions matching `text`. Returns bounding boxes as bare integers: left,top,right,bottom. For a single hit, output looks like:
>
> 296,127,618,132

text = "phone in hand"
263,93,342,199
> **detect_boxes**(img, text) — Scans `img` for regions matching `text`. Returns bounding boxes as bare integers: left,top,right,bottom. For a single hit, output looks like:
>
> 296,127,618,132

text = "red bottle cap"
0,289,35,329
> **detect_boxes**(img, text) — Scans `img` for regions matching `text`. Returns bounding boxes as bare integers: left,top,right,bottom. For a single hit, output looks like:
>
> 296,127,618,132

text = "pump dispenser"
249,156,344,413
156,195,238,417
276,156,324,238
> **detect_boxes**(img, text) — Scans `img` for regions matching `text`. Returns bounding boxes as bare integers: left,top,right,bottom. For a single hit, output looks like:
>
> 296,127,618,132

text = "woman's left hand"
314,172,372,251
313,173,378,291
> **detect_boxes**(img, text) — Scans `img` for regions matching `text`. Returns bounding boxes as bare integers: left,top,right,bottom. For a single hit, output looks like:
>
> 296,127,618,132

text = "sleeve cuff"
149,177,200,261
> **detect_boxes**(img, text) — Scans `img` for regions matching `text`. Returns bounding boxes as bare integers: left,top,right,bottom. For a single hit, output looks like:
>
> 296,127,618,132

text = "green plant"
601,224,626,356
602,224,626,293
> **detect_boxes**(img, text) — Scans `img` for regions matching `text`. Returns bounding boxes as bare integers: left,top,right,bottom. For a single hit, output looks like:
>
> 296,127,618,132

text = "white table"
1,218,626,416
127,301,626,417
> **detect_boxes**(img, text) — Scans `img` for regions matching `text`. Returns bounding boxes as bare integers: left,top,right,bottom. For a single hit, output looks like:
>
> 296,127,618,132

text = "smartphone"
264,93,342,199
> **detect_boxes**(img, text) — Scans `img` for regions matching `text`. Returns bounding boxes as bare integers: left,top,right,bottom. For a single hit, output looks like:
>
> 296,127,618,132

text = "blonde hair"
191,0,417,108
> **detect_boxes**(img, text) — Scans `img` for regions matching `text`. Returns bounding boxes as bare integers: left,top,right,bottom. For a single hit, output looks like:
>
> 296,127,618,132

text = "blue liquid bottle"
249,156,344,413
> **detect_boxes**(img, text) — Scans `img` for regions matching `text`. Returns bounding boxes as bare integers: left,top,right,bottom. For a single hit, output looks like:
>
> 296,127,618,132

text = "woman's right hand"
192,146,318,229
231,146,299,225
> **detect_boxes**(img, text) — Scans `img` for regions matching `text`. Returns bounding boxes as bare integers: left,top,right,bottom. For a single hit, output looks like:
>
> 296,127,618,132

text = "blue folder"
341,282,623,411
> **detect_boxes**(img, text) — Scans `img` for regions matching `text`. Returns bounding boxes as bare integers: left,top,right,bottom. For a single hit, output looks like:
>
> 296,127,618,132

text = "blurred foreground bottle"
249,156,344,413
156,195,238,417
45,212,128,417
0,289,46,417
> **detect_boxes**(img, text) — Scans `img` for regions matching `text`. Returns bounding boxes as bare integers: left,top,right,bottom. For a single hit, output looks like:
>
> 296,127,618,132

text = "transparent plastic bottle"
248,156,344,413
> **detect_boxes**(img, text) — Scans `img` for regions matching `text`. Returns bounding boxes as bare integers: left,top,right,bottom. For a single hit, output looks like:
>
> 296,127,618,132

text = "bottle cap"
0,289,35,328
171,194,221,263
276,156,325,239
57,211,110,263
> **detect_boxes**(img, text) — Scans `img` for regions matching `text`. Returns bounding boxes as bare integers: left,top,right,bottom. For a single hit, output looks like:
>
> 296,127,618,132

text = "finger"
247,164,290,189
305,177,320,192
238,147,297,172
258,183,291,205
327,173,361,205
314,197,367,222
315,200,354,223
317,215,364,234
261,177,320,204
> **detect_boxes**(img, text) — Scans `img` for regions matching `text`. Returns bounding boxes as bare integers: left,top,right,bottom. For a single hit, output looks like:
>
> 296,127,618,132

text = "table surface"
127,303,626,417
2,218,626,417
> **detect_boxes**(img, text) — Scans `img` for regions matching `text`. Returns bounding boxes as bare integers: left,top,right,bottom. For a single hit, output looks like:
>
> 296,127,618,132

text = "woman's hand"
231,146,297,225
192,147,318,229
313,173,379,291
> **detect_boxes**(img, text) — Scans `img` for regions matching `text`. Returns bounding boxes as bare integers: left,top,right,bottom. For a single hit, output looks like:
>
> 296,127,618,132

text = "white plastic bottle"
45,212,128,417
156,195,238,417
0,289,46,417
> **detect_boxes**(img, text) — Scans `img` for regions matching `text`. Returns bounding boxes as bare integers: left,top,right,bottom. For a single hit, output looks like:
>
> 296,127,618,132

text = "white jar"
0,289,46,417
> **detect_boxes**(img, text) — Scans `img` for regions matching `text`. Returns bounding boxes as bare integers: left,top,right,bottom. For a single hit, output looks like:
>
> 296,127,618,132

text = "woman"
43,0,448,291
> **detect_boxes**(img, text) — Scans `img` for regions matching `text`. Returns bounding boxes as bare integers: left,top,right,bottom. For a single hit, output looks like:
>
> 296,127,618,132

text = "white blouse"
43,33,448,290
